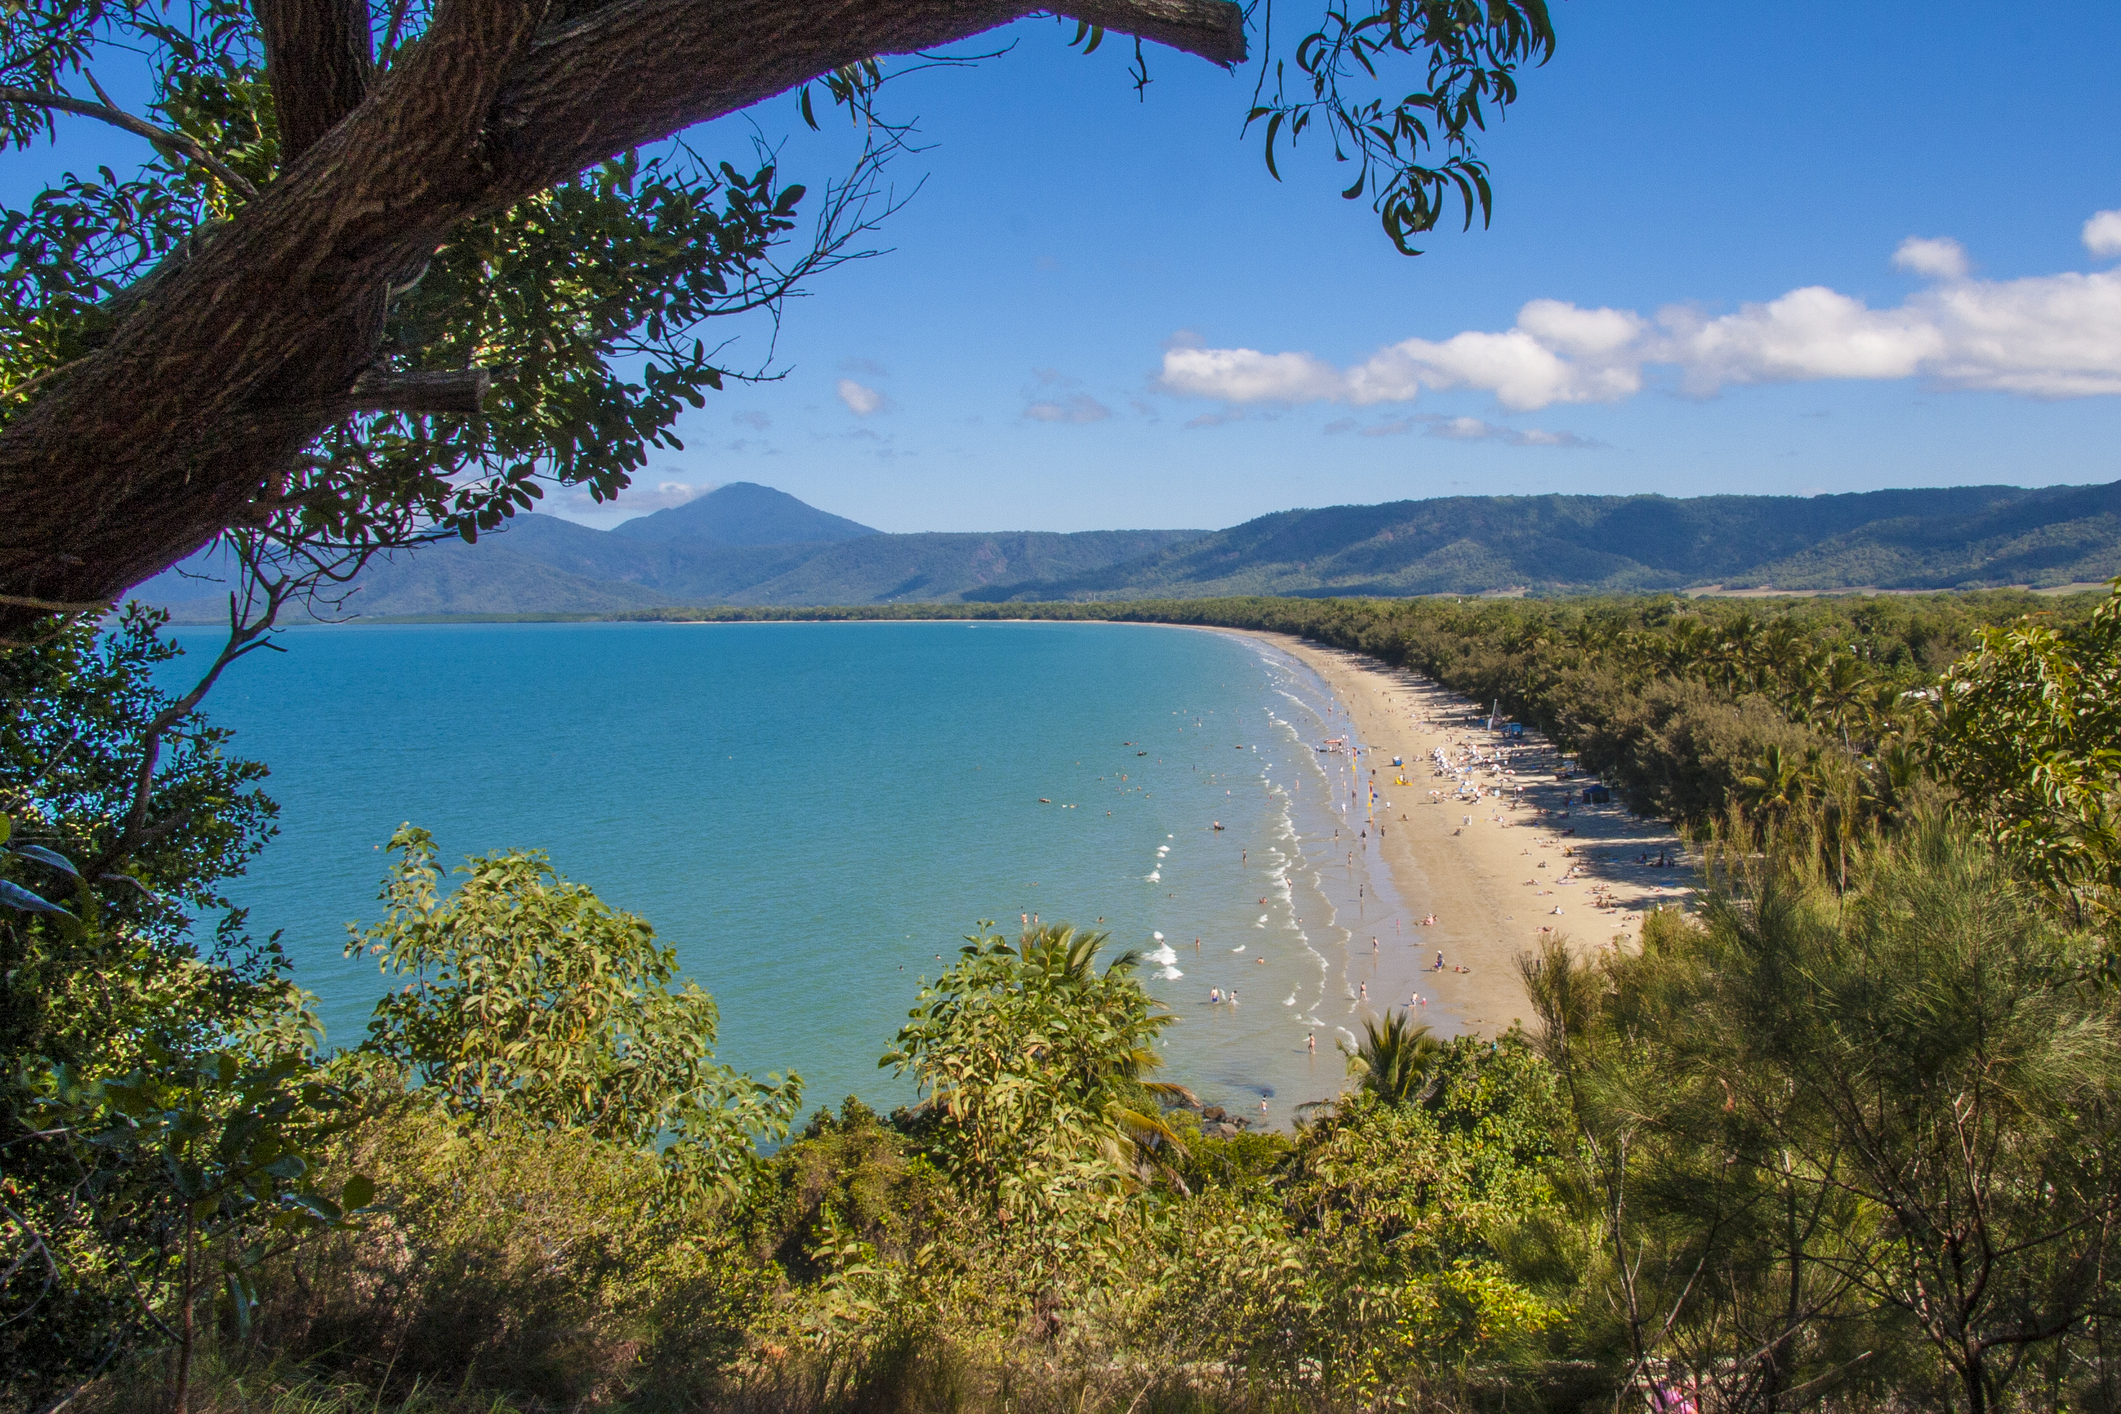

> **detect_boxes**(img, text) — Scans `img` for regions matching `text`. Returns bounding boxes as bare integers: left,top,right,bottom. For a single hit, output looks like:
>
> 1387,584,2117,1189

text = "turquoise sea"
170,620,1437,1123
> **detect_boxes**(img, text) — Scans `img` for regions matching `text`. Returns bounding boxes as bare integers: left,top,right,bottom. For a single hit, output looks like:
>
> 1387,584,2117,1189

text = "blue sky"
17,2,2121,533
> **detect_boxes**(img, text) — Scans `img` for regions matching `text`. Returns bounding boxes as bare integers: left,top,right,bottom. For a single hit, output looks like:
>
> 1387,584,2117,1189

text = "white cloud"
1351,301,1648,410
563,478,708,514
1025,394,1112,423
1158,213,2121,411
2084,210,2121,259
1325,414,1596,446
1420,415,1599,448
1158,346,1345,403
732,410,771,430
1892,236,1970,280
1661,286,1945,391
836,378,889,415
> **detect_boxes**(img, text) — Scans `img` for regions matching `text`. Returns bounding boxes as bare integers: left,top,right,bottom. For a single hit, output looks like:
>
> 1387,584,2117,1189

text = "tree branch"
487,0,1244,189
348,368,493,413
0,0,1242,632
1050,0,1244,63
255,0,376,161
0,86,260,201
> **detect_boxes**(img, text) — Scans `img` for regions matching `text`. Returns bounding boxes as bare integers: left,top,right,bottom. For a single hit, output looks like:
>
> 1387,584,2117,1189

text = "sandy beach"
1225,629,1694,1039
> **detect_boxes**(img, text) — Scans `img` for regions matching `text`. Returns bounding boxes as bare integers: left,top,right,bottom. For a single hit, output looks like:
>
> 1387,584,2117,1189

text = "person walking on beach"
1435,950,1446,970
1308,1031,1316,1054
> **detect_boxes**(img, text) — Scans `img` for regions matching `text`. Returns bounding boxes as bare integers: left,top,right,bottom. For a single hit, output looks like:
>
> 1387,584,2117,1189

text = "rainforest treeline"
5,585,2120,1414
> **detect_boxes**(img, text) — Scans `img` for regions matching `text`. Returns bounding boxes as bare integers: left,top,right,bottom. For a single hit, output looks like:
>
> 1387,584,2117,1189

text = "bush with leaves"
1,609,315,1406
1928,578,2121,925
1524,817,2121,1413
882,924,1182,1223
19,1041,372,1414
346,825,801,1189
260,1101,773,1406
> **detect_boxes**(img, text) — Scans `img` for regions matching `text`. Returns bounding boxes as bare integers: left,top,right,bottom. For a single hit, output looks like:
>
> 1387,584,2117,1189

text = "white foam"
1155,965,1184,980
1146,945,1178,965
1144,870,1160,882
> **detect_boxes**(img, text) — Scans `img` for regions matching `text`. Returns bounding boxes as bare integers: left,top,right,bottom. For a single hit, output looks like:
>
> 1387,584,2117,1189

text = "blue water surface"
171,620,1414,1120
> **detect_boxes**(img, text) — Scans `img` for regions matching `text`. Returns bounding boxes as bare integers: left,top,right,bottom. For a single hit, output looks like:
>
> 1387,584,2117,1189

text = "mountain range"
136,479,2121,620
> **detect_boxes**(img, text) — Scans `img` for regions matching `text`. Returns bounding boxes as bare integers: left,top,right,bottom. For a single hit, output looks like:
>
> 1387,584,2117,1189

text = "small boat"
1038,798,1051,803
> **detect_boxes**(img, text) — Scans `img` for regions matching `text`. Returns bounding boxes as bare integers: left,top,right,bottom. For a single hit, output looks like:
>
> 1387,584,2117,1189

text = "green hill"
969,482,2121,601
609,481,879,545
134,481,2121,621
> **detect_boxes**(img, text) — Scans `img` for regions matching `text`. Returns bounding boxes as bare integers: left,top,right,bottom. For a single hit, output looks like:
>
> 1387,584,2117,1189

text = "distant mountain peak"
612,482,879,546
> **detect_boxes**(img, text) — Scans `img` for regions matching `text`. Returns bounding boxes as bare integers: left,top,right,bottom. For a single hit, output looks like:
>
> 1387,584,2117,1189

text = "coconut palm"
1344,1009,1446,1106
1736,742,1816,819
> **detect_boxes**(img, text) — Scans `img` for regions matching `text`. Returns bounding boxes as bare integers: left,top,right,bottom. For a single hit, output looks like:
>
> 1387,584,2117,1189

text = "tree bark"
0,0,1243,633
255,0,375,162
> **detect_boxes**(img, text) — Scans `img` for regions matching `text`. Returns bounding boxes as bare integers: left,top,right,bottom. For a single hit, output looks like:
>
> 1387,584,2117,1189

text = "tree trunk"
0,0,1243,635
172,1216,196,1414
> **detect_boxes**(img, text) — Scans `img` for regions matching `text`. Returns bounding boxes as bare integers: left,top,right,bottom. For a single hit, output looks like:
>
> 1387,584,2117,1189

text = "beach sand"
1225,630,1694,1039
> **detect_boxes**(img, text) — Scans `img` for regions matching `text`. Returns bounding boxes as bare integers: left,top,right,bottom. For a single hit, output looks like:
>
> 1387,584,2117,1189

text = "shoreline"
1209,628,1694,1039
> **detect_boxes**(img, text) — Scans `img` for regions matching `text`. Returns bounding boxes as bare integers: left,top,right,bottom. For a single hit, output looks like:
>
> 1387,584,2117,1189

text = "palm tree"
1344,1009,1446,1106
1015,922,1188,1172
1736,742,1814,819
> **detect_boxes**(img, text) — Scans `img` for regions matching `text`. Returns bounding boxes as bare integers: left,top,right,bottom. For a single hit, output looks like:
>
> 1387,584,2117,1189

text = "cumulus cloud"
1158,213,2121,411
2085,210,2121,258
1026,394,1112,423
837,378,889,415
1159,346,1345,403
1892,236,1970,280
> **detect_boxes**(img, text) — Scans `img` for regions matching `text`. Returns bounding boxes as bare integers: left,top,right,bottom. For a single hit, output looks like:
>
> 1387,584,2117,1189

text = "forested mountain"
133,494,1205,620
974,480,2121,601
609,481,880,545
134,481,2121,619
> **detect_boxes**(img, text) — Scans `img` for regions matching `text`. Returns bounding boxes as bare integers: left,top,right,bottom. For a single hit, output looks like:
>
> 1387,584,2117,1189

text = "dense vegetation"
138,481,2121,621
6,583,2121,1413
971,483,2121,600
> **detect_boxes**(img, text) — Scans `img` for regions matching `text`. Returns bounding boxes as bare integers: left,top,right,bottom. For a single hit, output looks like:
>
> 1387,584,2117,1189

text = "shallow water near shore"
169,620,1446,1124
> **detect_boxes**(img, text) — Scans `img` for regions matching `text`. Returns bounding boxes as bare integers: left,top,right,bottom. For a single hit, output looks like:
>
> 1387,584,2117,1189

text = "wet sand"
1214,631,1695,1038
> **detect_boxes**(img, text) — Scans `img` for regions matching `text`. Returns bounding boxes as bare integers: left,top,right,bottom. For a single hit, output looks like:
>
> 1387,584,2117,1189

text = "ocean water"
168,620,1434,1124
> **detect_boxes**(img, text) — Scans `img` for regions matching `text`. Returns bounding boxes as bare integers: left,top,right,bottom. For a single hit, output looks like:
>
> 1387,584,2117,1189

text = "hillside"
610,481,879,545
133,492,1205,620
133,480,2121,620
969,481,2121,601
